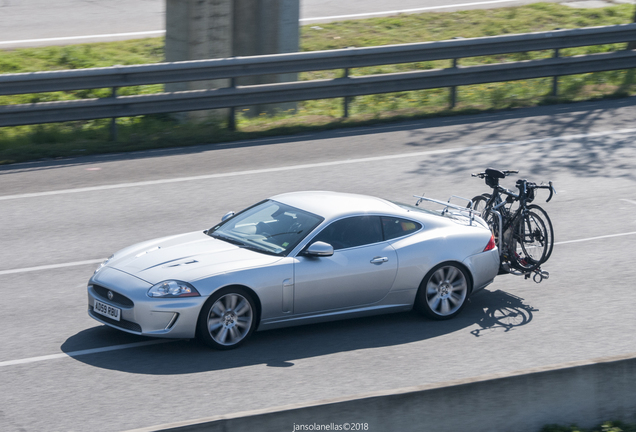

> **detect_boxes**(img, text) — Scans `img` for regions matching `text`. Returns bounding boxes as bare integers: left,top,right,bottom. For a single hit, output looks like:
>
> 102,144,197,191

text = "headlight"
147,280,200,298
94,255,114,274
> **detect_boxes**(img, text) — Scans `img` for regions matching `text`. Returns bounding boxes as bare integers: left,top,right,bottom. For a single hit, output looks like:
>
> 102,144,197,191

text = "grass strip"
0,2,635,164
542,420,636,432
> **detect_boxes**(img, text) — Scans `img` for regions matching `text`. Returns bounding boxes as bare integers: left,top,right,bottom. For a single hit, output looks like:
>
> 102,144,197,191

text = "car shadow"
62,288,537,375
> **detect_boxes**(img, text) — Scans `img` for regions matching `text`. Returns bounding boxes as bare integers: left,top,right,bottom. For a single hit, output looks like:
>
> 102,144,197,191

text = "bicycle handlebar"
471,169,555,203
533,181,556,202
521,181,557,202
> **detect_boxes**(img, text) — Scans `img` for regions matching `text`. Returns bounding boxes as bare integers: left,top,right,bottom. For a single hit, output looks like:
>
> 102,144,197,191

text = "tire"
470,194,500,246
527,204,554,262
415,263,471,320
509,210,549,272
469,194,491,218
197,287,257,350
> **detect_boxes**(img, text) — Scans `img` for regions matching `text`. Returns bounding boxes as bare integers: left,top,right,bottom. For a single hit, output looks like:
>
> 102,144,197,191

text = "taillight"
483,234,496,251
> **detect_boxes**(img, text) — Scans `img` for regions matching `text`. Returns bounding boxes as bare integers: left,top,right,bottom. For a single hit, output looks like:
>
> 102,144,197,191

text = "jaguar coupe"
87,191,499,349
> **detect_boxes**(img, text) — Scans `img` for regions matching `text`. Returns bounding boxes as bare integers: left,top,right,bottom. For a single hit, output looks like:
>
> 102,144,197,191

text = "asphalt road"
0,0,565,47
1,97,636,431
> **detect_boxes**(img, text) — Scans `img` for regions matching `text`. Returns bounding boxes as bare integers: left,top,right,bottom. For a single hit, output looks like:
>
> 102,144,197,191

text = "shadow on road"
3,96,635,178
61,288,536,375
470,291,538,337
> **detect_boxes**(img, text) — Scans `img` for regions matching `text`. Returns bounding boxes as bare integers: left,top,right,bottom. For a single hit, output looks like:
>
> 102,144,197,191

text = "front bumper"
87,267,206,339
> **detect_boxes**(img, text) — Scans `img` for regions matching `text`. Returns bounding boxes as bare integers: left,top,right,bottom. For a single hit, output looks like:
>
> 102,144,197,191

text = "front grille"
89,307,142,333
92,285,134,307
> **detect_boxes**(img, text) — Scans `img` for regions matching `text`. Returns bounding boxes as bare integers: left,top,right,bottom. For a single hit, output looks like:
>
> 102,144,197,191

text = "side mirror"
304,241,334,257
221,211,235,222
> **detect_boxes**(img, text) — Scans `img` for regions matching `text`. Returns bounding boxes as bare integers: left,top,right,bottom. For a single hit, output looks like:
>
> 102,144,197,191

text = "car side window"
381,217,422,240
312,216,383,250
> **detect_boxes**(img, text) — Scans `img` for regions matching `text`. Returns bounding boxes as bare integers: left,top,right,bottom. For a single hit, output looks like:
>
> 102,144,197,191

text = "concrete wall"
126,353,636,432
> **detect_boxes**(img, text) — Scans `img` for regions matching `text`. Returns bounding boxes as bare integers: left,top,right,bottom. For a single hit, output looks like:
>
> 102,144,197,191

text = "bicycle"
470,168,556,279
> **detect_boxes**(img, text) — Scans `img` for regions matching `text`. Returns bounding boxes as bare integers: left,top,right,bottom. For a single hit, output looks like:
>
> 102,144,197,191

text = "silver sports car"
87,191,499,349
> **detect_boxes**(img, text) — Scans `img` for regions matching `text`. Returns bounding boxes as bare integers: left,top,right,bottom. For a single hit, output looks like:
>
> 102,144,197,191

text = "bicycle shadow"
469,289,538,337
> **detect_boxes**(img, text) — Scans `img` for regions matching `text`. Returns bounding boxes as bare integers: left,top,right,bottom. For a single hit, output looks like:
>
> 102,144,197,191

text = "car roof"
270,191,403,220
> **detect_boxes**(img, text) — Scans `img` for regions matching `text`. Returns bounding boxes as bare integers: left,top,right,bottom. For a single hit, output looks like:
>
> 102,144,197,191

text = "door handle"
370,256,388,264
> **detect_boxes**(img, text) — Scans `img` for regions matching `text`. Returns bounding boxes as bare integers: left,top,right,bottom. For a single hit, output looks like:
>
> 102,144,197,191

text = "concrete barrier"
127,353,636,432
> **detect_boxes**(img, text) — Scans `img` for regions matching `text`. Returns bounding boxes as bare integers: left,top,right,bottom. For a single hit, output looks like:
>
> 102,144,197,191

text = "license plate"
94,299,121,322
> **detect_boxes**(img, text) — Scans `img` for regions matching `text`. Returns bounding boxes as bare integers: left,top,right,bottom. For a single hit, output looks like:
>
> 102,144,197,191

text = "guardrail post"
109,87,118,142
450,58,458,109
343,68,350,118
552,48,560,97
450,37,463,109
552,29,561,98
228,77,236,131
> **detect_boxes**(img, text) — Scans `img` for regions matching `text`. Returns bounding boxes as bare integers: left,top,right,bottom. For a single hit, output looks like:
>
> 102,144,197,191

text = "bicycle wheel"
470,194,501,244
527,204,554,262
510,210,549,272
469,194,491,217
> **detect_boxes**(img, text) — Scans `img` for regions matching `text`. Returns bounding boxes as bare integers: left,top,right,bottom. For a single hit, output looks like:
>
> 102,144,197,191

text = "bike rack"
414,193,549,283
413,194,480,226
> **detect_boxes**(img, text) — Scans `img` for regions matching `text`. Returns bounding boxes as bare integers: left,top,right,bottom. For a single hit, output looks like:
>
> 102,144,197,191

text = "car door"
292,216,398,315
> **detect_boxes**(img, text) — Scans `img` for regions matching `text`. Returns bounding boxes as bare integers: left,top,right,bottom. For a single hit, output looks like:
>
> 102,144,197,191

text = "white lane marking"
0,340,173,368
300,0,522,22
0,0,527,46
619,199,636,205
554,231,636,245
0,259,104,276
2,128,636,202
0,31,166,46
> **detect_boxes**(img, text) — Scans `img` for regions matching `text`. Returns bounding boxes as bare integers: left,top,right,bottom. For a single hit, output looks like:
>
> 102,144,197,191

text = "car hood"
105,231,282,284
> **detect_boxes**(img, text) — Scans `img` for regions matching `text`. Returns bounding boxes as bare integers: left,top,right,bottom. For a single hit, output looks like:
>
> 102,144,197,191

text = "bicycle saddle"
485,168,505,179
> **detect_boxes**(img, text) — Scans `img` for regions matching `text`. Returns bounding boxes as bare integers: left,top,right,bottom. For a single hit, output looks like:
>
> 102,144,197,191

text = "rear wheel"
470,194,499,245
197,287,257,350
469,194,491,218
415,263,470,320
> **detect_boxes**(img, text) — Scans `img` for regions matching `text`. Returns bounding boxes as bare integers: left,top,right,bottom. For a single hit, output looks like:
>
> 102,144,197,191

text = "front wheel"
415,263,471,320
509,210,549,272
527,204,554,262
197,287,257,350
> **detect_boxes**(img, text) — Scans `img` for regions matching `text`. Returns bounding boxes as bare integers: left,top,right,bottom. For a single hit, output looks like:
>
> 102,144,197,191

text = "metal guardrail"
0,24,635,129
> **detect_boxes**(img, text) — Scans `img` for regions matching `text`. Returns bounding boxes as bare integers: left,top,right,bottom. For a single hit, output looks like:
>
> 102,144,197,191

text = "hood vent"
165,259,198,268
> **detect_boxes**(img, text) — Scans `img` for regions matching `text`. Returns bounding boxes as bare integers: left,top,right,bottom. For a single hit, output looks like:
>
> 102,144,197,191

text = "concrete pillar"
165,0,299,120
165,0,233,119
234,0,299,115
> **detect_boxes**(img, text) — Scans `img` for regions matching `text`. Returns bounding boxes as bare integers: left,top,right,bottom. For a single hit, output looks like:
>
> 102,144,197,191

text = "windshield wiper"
211,233,280,255
239,244,279,256
210,233,245,247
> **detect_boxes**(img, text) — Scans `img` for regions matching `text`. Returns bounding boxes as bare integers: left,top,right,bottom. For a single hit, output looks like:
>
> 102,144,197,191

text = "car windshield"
207,200,324,256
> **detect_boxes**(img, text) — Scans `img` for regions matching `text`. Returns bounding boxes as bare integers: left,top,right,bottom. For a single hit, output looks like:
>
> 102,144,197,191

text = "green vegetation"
1,2,635,164
542,420,636,432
